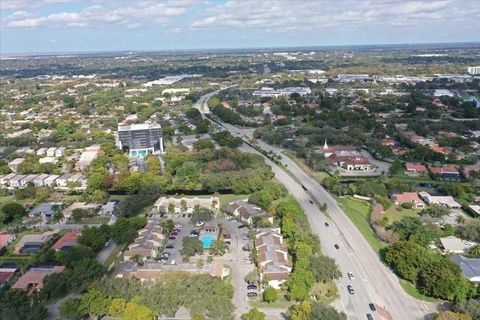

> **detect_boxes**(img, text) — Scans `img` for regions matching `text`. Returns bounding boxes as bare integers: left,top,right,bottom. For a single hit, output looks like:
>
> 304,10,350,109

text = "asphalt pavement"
195,90,439,320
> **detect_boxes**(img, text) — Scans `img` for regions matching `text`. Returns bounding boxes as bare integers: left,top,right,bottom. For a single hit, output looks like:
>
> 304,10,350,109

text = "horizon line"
2,41,480,57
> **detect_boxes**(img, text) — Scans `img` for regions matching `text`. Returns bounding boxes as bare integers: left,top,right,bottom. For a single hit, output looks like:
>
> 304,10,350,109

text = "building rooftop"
12,266,65,292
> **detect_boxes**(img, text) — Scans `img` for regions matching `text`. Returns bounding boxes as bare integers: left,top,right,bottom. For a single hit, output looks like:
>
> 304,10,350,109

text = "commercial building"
253,87,311,98
117,123,164,157
76,146,101,171
154,196,220,215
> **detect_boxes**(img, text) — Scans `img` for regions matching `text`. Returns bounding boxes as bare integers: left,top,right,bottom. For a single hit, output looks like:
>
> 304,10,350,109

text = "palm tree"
130,254,144,266
467,244,480,258
51,210,65,227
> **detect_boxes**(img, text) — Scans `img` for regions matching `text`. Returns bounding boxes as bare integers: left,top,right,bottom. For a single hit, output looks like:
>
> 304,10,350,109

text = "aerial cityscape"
0,1,479,320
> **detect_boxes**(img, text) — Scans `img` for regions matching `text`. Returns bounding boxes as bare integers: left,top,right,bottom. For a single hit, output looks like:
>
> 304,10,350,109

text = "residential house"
43,174,59,187
404,163,427,176
440,236,467,254
33,174,50,187
51,230,80,251
255,228,292,289
29,202,62,219
429,166,461,181
0,262,17,287
8,158,25,172
55,173,72,188
9,175,26,188
15,231,56,254
36,148,47,156
54,147,66,157
76,145,100,171
0,233,16,249
0,173,16,186
418,192,462,210
450,255,480,284
391,192,425,209
12,266,65,293
20,174,38,188
468,205,480,218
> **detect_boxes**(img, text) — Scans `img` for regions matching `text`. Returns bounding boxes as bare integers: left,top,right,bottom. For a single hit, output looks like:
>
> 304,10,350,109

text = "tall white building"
467,66,480,75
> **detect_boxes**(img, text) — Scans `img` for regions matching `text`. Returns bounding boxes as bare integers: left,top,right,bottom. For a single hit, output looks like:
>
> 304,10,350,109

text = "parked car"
174,224,182,229
247,292,257,297
247,284,257,290
348,272,354,280
166,244,174,249
308,200,314,204
325,222,329,227
366,314,373,320
196,220,205,227
223,233,231,239
334,244,340,249
369,303,376,312
168,236,176,240
347,285,354,294
225,241,231,245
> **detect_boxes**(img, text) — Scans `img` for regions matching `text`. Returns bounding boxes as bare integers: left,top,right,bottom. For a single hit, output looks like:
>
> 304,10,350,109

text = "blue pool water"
200,235,216,249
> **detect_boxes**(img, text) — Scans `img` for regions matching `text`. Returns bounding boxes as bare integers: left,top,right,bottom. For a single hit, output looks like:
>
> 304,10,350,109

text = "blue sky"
1,0,479,53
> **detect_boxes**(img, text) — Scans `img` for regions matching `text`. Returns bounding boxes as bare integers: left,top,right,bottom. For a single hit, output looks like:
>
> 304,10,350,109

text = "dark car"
166,244,174,249
308,200,314,204
347,285,354,294
168,236,176,240
334,244,339,249
238,225,247,229
366,314,373,320
325,222,329,227
369,303,376,312
247,284,257,290
223,233,231,239
247,292,257,297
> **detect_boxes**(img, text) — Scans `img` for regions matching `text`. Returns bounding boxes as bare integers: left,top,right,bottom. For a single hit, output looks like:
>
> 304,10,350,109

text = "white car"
174,224,182,229
196,221,205,227
347,272,354,280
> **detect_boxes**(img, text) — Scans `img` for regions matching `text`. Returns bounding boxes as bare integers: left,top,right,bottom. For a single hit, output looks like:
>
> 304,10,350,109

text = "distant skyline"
1,0,479,54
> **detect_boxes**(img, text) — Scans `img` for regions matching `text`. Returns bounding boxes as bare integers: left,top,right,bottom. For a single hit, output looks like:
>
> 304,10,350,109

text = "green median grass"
399,279,439,303
337,197,386,254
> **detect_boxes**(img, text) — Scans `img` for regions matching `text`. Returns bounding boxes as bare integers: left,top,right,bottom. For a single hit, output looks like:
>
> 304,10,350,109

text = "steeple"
324,139,328,150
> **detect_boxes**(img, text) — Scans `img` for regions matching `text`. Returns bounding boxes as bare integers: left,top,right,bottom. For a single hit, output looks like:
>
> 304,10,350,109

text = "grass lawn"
283,150,330,183
337,197,386,254
313,281,338,303
399,279,439,303
219,194,249,205
383,206,419,222
0,195,29,206
250,290,294,309
109,194,131,201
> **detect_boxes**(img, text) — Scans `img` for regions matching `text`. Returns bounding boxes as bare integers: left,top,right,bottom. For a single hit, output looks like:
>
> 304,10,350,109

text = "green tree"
182,236,203,257
78,225,111,253
210,240,228,256
71,208,85,224
1,202,26,223
51,210,65,227
160,219,175,236
0,289,47,320
466,244,480,258
59,298,83,319
241,308,266,320
310,301,347,320
122,297,155,320
289,301,311,320
263,286,278,303
79,289,111,319
310,255,342,282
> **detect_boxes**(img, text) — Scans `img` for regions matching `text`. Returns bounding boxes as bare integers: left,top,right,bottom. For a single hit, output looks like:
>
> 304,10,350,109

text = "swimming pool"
200,234,216,249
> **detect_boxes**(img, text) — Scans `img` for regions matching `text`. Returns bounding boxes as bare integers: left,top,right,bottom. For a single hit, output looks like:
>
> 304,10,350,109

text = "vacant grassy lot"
337,197,386,254
383,206,419,222
283,150,330,183
219,194,249,205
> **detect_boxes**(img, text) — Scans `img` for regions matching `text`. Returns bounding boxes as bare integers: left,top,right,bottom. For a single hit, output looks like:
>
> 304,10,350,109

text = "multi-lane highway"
195,90,438,320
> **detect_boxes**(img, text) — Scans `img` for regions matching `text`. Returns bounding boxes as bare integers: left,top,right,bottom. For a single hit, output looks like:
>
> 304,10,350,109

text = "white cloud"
189,0,479,31
3,0,192,29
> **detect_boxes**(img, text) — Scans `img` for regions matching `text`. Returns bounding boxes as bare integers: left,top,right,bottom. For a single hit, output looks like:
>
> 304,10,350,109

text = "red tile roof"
429,166,459,174
0,234,15,248
392,192,422,204
405,163,427,172
12,266,65,292
51,230,80,251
